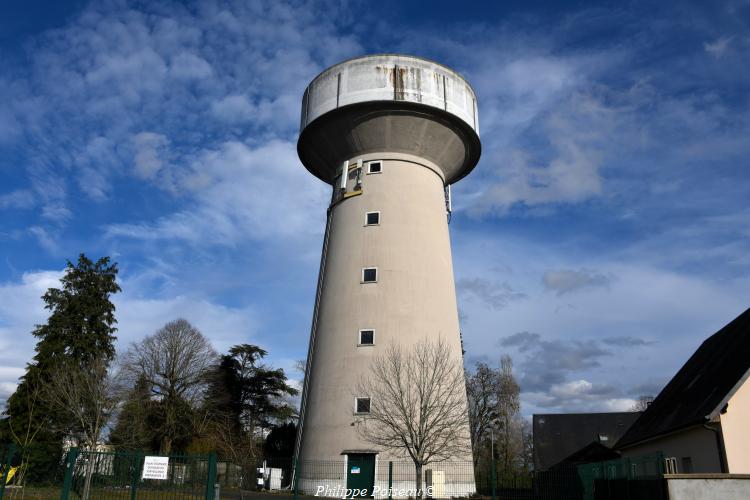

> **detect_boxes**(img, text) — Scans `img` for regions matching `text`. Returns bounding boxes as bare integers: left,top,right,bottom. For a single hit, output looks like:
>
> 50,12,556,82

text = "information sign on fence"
142,456,169,480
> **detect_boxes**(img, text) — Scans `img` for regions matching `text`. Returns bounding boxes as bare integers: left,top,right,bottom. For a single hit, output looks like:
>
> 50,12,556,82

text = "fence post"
388,461,393,500
0,443,17,500
60,447,79,500
130,451,141,500
205,452,218,500
292,457,300,500
491,458,496,500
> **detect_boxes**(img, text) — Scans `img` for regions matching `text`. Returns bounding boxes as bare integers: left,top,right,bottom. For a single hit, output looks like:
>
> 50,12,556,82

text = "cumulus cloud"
543,268,613,296
107,139,328,244
168,52,214,80
210,95,256,123
500,331,611,391
525,379,637,412
472,131,604,213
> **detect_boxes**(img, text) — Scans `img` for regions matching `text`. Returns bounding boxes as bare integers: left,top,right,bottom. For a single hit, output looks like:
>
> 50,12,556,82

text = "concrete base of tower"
296,472,477,498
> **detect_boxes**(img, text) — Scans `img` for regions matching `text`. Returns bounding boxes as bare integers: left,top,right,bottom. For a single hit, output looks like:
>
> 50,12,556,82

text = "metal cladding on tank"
297,54,481,185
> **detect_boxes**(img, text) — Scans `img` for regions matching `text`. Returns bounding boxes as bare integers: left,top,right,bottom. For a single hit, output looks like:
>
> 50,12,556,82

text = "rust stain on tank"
392,65,406,100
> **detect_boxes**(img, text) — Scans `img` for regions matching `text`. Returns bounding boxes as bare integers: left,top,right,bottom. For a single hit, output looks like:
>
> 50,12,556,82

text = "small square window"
365,212,380,225
359,330,374,345
355,397,371,414
362,267,377,283
598,434,609,442
367,162,382,174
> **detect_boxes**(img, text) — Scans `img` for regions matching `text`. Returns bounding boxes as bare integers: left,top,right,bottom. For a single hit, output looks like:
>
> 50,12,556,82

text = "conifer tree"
2,254,120,474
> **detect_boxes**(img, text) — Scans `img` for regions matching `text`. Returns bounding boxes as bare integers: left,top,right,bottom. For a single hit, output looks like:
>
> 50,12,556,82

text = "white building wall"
666,475,750,500
620,426,722,473
720,377,750,473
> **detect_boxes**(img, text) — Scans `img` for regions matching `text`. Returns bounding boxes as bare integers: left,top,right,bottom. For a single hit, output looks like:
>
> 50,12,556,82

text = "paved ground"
219,489,318,500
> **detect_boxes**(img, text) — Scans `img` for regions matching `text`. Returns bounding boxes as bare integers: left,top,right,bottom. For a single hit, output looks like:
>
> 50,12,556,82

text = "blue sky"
1,0,749,415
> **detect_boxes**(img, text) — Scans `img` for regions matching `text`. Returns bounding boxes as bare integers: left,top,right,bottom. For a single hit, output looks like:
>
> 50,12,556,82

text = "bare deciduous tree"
6,370,47,490
466,355,523,473
466,362,498,465
355,338,471,497
122,318,217,454
630,395,654,412
205,413,258,489
496,355,521,473
44,358,117,500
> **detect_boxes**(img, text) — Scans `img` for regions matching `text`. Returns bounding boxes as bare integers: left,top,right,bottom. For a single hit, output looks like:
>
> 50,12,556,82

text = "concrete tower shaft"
295,55,479,496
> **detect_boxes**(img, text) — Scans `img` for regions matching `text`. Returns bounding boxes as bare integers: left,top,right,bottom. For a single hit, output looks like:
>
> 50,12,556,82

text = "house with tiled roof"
616,307,750,474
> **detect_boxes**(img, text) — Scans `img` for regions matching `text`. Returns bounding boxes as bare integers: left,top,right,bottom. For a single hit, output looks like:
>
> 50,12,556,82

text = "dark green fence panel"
578,453,667,500
0,441,66,489
59,448,219,500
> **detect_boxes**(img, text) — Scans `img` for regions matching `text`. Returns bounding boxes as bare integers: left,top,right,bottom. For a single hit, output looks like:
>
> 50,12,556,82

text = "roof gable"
616,307,750,449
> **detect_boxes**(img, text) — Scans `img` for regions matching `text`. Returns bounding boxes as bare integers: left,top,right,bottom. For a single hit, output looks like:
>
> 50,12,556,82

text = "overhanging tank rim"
297,100,482,186
305,53,474,90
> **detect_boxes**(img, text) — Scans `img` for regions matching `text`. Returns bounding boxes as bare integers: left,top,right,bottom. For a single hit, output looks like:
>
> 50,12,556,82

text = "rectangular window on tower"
359,329,375,345
365,211,380,225
367,161,382,174
355,397,371,414
362,267,377,283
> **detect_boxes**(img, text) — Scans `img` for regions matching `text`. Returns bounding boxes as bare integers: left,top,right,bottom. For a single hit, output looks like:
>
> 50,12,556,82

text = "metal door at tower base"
346,454,375,498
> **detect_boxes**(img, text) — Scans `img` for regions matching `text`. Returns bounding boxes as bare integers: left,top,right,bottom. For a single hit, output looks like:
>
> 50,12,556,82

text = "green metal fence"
1,444,222,500
266,454,667,500
59,448,218,500
577,453,666,500
281,457,580,499
1,441,67,494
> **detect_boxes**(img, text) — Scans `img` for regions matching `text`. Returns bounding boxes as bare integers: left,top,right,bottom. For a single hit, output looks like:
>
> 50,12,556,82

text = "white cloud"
133,132,170,179
704,36,734,58
108,139,329,244
461,80,624,215
28,226,61,254
0,270,63,401
3,0,362,226
169,52,214,80
550,379,594,398
0,189,35,210
455,230,748,415
0,268,264,408
601,398,638,412
211,95,255,123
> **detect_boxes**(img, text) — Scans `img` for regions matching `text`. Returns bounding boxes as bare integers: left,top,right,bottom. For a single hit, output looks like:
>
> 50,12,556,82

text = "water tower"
295,54,480,496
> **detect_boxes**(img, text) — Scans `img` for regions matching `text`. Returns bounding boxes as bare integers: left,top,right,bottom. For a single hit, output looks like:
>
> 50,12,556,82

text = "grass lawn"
1,486,205,500
1,486,61,500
